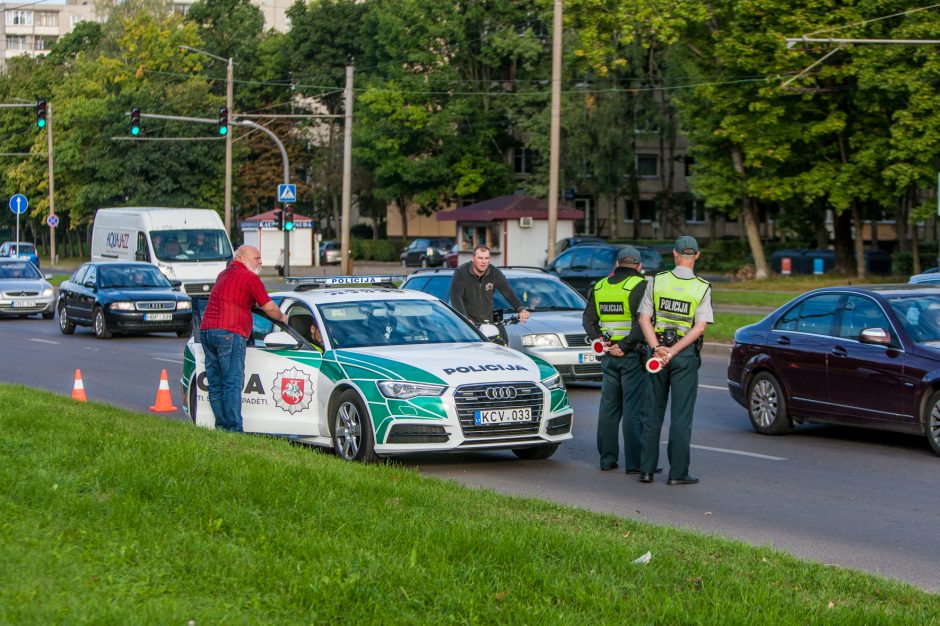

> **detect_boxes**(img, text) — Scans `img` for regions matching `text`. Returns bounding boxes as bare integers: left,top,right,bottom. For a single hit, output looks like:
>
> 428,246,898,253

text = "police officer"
583,246,652,473
637,235,713,485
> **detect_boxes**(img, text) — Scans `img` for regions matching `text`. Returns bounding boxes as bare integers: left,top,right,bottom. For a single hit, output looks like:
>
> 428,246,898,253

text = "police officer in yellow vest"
582,246,651,472
637,235,713,485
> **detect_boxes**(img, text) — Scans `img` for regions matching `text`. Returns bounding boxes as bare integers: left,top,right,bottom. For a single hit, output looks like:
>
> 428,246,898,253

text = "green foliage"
349,237,403,262
2,386,939,623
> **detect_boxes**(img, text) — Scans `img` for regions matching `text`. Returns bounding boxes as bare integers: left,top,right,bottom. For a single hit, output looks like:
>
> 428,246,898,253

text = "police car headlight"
41,288,54,298
522,333,561,347
109,301,136,311
377,381,447,399
542,373,564,390
176,300,192,310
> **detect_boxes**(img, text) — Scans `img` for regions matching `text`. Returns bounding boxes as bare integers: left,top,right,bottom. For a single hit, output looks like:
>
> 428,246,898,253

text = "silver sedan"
0,259,55,319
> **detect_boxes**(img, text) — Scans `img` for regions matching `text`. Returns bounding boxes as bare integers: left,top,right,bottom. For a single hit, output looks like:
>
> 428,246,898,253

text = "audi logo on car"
485,386,518,400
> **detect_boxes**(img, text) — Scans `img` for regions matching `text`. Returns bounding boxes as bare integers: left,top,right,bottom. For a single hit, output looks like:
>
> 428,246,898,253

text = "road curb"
702,341,731,357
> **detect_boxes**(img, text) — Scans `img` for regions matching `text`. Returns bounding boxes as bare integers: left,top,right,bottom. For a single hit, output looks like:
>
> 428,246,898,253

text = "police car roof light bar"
286,275,408,291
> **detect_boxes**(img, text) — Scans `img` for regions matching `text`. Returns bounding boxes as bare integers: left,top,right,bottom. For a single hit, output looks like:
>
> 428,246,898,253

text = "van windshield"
151,229,233,263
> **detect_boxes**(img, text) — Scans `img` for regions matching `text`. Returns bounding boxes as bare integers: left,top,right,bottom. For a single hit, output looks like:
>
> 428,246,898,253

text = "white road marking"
699,384,726,391
660,440,786,461
29,338,58,345
153,357,183,364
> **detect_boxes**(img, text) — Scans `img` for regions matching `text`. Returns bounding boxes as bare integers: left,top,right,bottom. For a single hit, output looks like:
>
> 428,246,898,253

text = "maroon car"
728,285,940,456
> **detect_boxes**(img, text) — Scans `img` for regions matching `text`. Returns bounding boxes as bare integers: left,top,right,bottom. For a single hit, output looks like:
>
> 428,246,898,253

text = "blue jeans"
200,329,247,432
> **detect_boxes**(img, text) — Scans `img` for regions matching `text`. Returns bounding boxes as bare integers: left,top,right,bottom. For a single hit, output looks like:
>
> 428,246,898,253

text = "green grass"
2,386,938,624
719,275,910,291
711,290,795,308
708,312,766,343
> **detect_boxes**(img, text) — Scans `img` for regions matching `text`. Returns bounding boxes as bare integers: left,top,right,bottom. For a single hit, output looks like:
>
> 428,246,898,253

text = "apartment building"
1,1,99,68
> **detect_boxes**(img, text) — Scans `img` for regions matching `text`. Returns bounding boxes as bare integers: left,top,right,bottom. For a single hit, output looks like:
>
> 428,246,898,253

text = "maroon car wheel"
925,390,940,456
747,372,793,435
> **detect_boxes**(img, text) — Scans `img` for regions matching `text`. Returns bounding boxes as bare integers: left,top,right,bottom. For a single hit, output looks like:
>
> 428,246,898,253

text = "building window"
6,11,33,26
636,154,658,178
69,15,84,28
684,155,694,177
624,199,657,223
35,12,57,27
5,36,28,51
685,198,707,224
459,224,500,252
514,147,537,175
35,38,49,51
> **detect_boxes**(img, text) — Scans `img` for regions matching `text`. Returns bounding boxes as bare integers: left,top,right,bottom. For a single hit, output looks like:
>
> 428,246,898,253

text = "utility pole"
546,0,563,264
224,56,233,236
46,102,56,265
341,66,354,273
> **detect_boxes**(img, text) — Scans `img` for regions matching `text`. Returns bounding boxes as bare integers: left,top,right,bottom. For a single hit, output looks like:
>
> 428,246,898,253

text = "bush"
892,252,938,275
349,238,404,262
350,223,373,239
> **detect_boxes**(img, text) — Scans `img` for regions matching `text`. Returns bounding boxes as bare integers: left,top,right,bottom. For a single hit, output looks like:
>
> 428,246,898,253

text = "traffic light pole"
46,102,56,265
136,112,293,274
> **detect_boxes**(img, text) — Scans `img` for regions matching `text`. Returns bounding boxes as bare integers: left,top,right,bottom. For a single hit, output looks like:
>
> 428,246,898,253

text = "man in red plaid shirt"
200,245,287,432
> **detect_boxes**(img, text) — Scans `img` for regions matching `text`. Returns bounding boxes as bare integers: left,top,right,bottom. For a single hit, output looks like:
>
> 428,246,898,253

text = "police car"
181,276,573,462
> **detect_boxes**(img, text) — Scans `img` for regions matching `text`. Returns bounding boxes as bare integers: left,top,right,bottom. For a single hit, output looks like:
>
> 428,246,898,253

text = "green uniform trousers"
597,350,648,470
640,347,700,480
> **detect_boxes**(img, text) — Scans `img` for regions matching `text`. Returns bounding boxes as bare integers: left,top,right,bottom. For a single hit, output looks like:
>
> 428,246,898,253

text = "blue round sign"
8,194,28,215
47,214,59,228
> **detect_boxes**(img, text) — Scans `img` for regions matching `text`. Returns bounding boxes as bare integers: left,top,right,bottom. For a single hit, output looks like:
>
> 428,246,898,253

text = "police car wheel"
93,307,112,340
188,376,198,425
512,443,559,460
924,390,940,457
747,372,792,435
58,303,75,335
331,389,378,463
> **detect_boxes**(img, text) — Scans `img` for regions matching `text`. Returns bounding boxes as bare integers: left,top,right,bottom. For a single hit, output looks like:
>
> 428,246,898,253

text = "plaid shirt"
200,261,271,337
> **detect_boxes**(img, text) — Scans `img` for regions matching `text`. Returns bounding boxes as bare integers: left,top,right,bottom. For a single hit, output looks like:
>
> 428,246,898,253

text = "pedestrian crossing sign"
277,184,297,203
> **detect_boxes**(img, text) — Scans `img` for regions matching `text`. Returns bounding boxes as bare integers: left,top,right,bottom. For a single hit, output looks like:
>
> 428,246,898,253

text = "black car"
728,285,940,456
400,238,454,268
57,262,193,339
544,244,663,297
555,235,606,254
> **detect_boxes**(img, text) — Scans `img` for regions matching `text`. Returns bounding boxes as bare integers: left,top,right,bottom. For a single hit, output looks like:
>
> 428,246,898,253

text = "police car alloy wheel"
332,389,378,462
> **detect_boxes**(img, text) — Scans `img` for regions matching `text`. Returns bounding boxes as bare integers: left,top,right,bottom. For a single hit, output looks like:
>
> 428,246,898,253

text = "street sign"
277,184,297,203
47,214,59,228
8,194,27,215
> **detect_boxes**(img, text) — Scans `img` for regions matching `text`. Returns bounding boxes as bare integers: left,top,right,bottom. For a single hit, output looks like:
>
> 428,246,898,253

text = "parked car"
445,244,459,268
909,271,940,285
57,261,192,339
320,240,341,265
0,258,55,319
400,238,454,268
402,267,601,382
544,244,663,297
0,241,40,268
555,235,606,254
181,275,573,462
728,284,940,456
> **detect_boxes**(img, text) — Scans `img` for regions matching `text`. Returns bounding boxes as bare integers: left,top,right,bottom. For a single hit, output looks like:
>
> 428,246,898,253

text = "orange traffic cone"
71,369,87,402
149,369,178,413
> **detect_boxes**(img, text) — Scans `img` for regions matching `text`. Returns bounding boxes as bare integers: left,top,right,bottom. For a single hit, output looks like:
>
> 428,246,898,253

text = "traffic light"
273,209,283,230
283,205,294,232
36,99,47,129
130,107,141,136
218,107,228,136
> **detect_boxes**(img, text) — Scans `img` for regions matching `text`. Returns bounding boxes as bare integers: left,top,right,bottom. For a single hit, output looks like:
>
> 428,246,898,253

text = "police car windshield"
151,229,233,262
99,265,172,289
495,276,585,312
0,261,40,280
319,299,481,348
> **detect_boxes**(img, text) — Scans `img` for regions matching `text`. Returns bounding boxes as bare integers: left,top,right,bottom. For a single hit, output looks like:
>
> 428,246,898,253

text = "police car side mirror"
479,323,501,342
263,331,301,350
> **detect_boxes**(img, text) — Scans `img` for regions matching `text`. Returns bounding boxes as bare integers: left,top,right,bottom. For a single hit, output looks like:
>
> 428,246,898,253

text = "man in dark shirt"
449,245,531,326
200,245,287,432
583,245,654,473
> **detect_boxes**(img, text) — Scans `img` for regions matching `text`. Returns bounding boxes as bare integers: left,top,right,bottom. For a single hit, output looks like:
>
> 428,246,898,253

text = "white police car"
181,276,573,462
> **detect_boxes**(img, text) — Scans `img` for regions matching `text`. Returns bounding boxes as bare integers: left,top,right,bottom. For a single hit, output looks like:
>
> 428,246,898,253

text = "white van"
91,207,233,295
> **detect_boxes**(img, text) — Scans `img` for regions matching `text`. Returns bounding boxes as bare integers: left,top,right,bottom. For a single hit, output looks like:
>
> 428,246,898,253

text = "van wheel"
93,307,112,340
58,303,75,335
331,390,378,462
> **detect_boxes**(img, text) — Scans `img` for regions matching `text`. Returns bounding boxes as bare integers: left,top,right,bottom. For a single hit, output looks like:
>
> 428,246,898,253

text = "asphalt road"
1,315,938,592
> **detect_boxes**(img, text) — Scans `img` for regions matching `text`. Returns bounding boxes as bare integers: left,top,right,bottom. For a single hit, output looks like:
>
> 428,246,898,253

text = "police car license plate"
12,300,35,308
579,352,598,363
474,407,532,425
144,313,172,321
